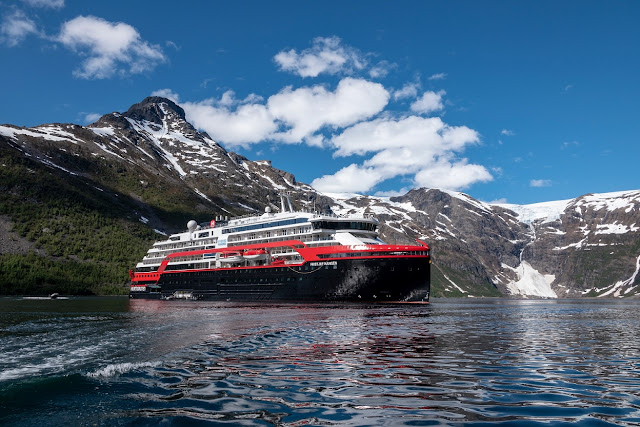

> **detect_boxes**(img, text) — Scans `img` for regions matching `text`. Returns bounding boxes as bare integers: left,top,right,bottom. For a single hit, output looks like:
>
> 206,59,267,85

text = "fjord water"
1,298,639,426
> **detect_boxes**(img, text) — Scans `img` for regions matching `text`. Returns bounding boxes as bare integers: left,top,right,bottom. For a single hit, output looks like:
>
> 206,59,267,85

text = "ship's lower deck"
130,256,430,302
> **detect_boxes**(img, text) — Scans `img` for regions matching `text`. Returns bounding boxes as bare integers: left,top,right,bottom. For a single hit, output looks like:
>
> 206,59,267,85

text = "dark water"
1,297,639,426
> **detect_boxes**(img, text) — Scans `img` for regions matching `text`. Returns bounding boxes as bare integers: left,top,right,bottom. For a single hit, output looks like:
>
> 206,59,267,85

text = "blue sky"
1,0,638,205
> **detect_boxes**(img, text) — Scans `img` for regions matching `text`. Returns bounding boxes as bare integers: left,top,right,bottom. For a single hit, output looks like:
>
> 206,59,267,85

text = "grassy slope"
0,144,158,295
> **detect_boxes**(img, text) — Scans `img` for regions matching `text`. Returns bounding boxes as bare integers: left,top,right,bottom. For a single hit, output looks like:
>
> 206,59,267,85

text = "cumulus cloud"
144,36,495,196
267,77,389,144
151,88,180,103
0,9,39,46
312,115,491,193
501,129,515,136
274,36,366,78
311,164,384,193
393,82,420,100
182,98,277,149
410,90,445,115
175,77,389,149
530,179,552,188
414,159,493,189
57,15,165,79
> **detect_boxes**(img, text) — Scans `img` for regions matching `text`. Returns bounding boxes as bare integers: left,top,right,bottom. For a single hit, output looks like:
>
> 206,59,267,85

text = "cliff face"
1,97,638,297
521,192,640,297
325,189,640,298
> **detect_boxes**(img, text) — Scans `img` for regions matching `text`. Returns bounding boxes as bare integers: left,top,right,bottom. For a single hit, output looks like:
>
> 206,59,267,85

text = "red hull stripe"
132,239,430,284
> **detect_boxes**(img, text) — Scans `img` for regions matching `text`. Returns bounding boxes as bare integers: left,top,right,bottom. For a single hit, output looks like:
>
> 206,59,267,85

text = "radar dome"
187,220,198,231
265,206,271,213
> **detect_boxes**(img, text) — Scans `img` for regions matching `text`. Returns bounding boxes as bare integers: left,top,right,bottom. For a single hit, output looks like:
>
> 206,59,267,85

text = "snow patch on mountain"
324,192,417,220
442,272,467,294
503,261,557,298
495,199,571,224
0,125,75,143
90,126,115,137
577,190,640,214
441,189,494,214
595,222,639,235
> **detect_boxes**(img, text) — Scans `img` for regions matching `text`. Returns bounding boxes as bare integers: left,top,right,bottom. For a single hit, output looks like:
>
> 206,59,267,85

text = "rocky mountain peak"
124,96,186,124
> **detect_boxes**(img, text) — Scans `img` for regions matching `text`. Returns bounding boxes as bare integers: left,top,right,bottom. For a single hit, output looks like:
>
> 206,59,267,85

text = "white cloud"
0,9,39,46
151,88,180,103
373,187,413,197
530,179,552,187
21,0,64,8
83,112,101,123
176,77,389,149
274,36,366,78
414,159,493,189
330,116,448,157
410,90,445,115
182,98,277,148
312,115,491,193
267,77,389,144
57,15,165,79
369,60,394,79
393,82,420,100
501,129,515,136
489,198,508,204
428,72,447,80
311,164,384,193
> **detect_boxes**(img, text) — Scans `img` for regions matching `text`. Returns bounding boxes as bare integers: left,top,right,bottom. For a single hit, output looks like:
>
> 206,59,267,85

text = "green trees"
0,147,156,295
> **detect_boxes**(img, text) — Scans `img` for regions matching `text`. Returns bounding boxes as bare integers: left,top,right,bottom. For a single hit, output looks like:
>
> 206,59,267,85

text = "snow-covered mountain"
325,189,640,298
1,96,638,298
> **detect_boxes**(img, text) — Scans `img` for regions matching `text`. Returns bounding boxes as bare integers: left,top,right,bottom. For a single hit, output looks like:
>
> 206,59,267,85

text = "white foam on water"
87,361,161,378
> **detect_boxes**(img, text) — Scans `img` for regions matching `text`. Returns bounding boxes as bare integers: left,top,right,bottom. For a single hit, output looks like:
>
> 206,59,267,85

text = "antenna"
286,191,293,212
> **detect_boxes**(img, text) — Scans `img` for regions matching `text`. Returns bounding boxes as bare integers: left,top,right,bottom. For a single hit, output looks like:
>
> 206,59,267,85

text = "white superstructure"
135,193,382,273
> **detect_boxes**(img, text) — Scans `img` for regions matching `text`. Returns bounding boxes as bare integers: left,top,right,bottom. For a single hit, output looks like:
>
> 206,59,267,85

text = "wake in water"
87,361,162,378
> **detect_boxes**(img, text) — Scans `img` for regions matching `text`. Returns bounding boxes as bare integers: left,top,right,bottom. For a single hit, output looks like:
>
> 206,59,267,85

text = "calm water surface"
1,297,639,426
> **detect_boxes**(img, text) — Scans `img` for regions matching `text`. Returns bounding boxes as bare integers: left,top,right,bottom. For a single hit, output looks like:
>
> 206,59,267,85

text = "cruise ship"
129,193,430,302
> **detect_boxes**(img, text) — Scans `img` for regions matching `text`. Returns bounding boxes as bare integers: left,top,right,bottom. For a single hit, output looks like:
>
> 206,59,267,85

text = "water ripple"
2,298,640,426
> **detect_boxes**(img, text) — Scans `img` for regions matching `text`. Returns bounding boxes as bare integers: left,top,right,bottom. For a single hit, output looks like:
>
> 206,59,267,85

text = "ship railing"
311,212,377,220
211,210,376,225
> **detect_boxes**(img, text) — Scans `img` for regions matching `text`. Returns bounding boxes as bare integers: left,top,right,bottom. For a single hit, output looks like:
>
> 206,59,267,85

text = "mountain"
326,189,640,298
1,96,638,297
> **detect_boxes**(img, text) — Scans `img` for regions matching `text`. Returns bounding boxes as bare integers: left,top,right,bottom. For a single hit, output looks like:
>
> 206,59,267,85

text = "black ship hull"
130,256,430,303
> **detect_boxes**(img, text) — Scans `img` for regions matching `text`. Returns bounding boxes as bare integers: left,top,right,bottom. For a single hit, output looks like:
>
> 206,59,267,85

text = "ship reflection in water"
1,298,640,426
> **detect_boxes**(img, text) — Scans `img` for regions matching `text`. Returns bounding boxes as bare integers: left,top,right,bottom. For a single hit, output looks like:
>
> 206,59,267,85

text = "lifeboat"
243,249,268,261
218,251,244,263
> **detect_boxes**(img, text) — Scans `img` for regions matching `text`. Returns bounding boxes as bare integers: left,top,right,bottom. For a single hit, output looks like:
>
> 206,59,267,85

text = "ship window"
221,218,309,234
311,220,377,232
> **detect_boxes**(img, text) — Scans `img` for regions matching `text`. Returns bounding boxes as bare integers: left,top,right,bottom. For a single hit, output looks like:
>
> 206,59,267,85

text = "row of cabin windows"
222,218,309,234
317,250,429,258
311,221,377,232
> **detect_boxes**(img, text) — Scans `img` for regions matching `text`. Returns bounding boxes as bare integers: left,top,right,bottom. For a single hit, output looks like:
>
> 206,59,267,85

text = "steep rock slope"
515,191,640,298
327,189,640,298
